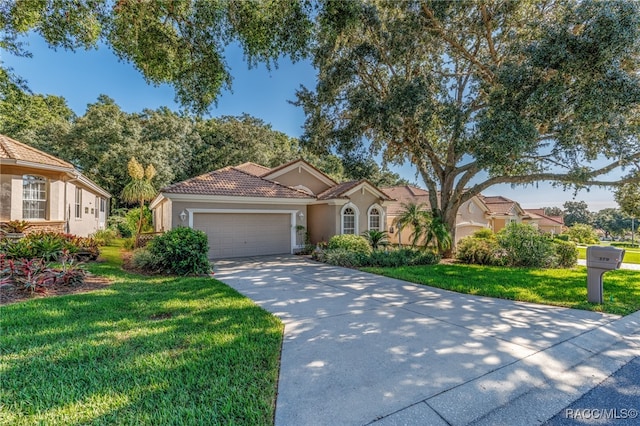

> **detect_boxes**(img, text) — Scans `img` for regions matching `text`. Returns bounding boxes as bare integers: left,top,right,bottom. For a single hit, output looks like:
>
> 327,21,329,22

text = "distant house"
150,159,392,259
381,188,562,246
381,185,490,245
523,208,565,235
0,134,111,236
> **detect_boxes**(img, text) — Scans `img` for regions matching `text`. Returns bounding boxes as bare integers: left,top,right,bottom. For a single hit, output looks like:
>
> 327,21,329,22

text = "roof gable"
262,159,337,187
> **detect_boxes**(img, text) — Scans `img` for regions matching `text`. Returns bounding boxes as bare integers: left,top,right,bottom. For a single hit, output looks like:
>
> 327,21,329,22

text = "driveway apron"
214,256,640,426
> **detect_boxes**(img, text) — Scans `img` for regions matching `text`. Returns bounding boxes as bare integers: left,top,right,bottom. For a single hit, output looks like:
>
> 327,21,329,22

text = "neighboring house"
382,188,561,246
523,208,565,235
150,159,393,259
479,195,528,233
382,185,490,245
0,134,111,237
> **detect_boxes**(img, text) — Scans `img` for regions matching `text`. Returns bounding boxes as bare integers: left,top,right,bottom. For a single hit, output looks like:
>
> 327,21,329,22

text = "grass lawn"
362,264,640,315
577,246,640,264
0,244,283,425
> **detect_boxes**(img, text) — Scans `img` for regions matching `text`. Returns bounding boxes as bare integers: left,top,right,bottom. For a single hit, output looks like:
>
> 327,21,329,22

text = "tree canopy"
296,0,640,242
1,0,312,114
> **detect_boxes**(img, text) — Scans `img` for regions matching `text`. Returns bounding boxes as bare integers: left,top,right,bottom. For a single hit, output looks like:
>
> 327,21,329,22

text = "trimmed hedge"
328,234,372,255
315,247,440,268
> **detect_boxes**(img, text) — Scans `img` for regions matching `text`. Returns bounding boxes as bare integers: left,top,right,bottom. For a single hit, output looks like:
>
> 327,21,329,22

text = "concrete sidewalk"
215,256,640,426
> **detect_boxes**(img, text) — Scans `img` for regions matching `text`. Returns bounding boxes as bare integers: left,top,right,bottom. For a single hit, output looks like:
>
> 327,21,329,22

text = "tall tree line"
0,90,407,206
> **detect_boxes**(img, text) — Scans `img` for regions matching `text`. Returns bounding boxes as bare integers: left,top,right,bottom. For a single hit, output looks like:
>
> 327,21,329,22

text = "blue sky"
1,34,619,211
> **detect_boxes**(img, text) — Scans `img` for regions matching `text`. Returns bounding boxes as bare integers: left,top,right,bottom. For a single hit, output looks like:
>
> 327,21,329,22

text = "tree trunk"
135,199,144,248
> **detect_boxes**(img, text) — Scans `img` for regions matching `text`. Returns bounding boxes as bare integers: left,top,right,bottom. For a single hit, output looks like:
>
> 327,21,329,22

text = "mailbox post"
586,246,625,304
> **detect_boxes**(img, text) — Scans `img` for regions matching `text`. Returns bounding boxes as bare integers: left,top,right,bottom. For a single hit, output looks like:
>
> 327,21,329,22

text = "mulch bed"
0,273,113,306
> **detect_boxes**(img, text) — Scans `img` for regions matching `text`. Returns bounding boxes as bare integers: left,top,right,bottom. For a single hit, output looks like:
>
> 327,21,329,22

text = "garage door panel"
193,213,291,259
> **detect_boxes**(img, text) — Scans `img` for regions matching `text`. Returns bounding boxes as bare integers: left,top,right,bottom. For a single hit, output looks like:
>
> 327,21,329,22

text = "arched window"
341,205,358,234
368,207,381,231
22,175,47,219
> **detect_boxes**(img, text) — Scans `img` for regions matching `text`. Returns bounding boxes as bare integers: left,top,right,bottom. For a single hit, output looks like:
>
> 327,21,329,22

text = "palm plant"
393,202,431,247
121,157,157,248
362,229,389,250
424,211,452,255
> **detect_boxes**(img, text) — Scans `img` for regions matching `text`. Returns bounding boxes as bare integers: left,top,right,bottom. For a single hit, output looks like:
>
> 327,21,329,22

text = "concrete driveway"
215,255,640,426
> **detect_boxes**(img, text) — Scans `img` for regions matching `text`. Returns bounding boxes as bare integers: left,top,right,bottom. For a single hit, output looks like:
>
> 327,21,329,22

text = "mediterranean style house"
150,159,393,259
0,134,111,237
151,158,565,259
382,188,565,245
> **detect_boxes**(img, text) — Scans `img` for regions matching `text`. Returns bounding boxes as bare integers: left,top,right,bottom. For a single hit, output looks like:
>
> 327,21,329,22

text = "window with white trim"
342,207,356,234
368,207,381,231
75,187,82,218
22,175,47,219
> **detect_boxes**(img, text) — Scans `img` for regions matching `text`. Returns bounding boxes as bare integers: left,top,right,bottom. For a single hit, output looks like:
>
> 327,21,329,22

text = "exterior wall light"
179,210,187,222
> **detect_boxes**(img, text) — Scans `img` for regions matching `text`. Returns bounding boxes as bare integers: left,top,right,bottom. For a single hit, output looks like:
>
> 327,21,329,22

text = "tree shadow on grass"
0,275,283,425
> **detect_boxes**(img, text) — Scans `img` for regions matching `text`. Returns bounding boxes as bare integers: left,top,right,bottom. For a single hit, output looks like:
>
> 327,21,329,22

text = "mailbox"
586,246,625,304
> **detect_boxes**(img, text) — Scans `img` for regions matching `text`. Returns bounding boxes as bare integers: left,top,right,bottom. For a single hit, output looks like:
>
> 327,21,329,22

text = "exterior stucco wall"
268,167,332,195
307,204,339,243
166,199,308,234
345,189,386,235
0,165,108,237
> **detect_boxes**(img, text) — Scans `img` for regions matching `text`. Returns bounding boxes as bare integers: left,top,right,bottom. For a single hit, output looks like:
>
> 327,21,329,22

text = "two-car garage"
193,211,294,259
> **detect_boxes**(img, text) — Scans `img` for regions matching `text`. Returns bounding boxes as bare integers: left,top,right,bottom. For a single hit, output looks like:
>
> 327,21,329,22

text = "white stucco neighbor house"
0,134,111,237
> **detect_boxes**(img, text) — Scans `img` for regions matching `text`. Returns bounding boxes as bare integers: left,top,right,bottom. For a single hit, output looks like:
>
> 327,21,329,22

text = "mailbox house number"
598,257,610,261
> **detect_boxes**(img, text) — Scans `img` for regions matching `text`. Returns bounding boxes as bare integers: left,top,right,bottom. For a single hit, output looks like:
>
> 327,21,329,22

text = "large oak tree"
1,0,312,114
296,0,640,246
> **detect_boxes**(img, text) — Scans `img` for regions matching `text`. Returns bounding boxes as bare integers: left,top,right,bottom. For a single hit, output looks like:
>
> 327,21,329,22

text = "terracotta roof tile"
161,167,314,198
480,195,520,215
234,162,272,176
0,134,73,169
524,209,564,226
317,180,361,200
381,186,432,215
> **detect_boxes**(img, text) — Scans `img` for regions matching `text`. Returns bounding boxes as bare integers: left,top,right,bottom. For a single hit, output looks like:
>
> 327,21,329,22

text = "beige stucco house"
523,208,565,234
150,159,393,259
381,188,563,246
0,134,111,237
382,185,491,245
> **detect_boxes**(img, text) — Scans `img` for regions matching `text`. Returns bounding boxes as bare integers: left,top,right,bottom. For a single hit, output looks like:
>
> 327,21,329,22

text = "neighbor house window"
75,187,82,218
368,207,381,231
341,204,359,234
22,175,47,219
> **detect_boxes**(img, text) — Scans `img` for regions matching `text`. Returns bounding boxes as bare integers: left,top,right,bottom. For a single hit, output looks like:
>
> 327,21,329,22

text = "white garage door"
193,213,291,259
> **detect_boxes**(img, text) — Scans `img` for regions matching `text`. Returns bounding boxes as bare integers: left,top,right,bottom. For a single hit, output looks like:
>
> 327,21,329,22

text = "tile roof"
480,195,521,215
317,179,393,201
234,162,272,176
160,167,314,198
317,180,361,200
381,186,433,215
263,158,338,184
0,134,73,169
524,209,564,226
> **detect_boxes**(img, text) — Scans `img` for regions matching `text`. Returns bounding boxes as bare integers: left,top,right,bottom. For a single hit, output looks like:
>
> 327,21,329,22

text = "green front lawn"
577,246,640,264
0,245,283,425
363,264,640,315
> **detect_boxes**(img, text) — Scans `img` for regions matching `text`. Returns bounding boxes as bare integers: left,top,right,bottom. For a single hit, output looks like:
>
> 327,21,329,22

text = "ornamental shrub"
497,223,555,268
456,236,501,265
323,248,365,267
130,248,162,272
566,224,599,245
328,234,372,255
472,228,495,239
148,227,211,275
552,240,579,268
